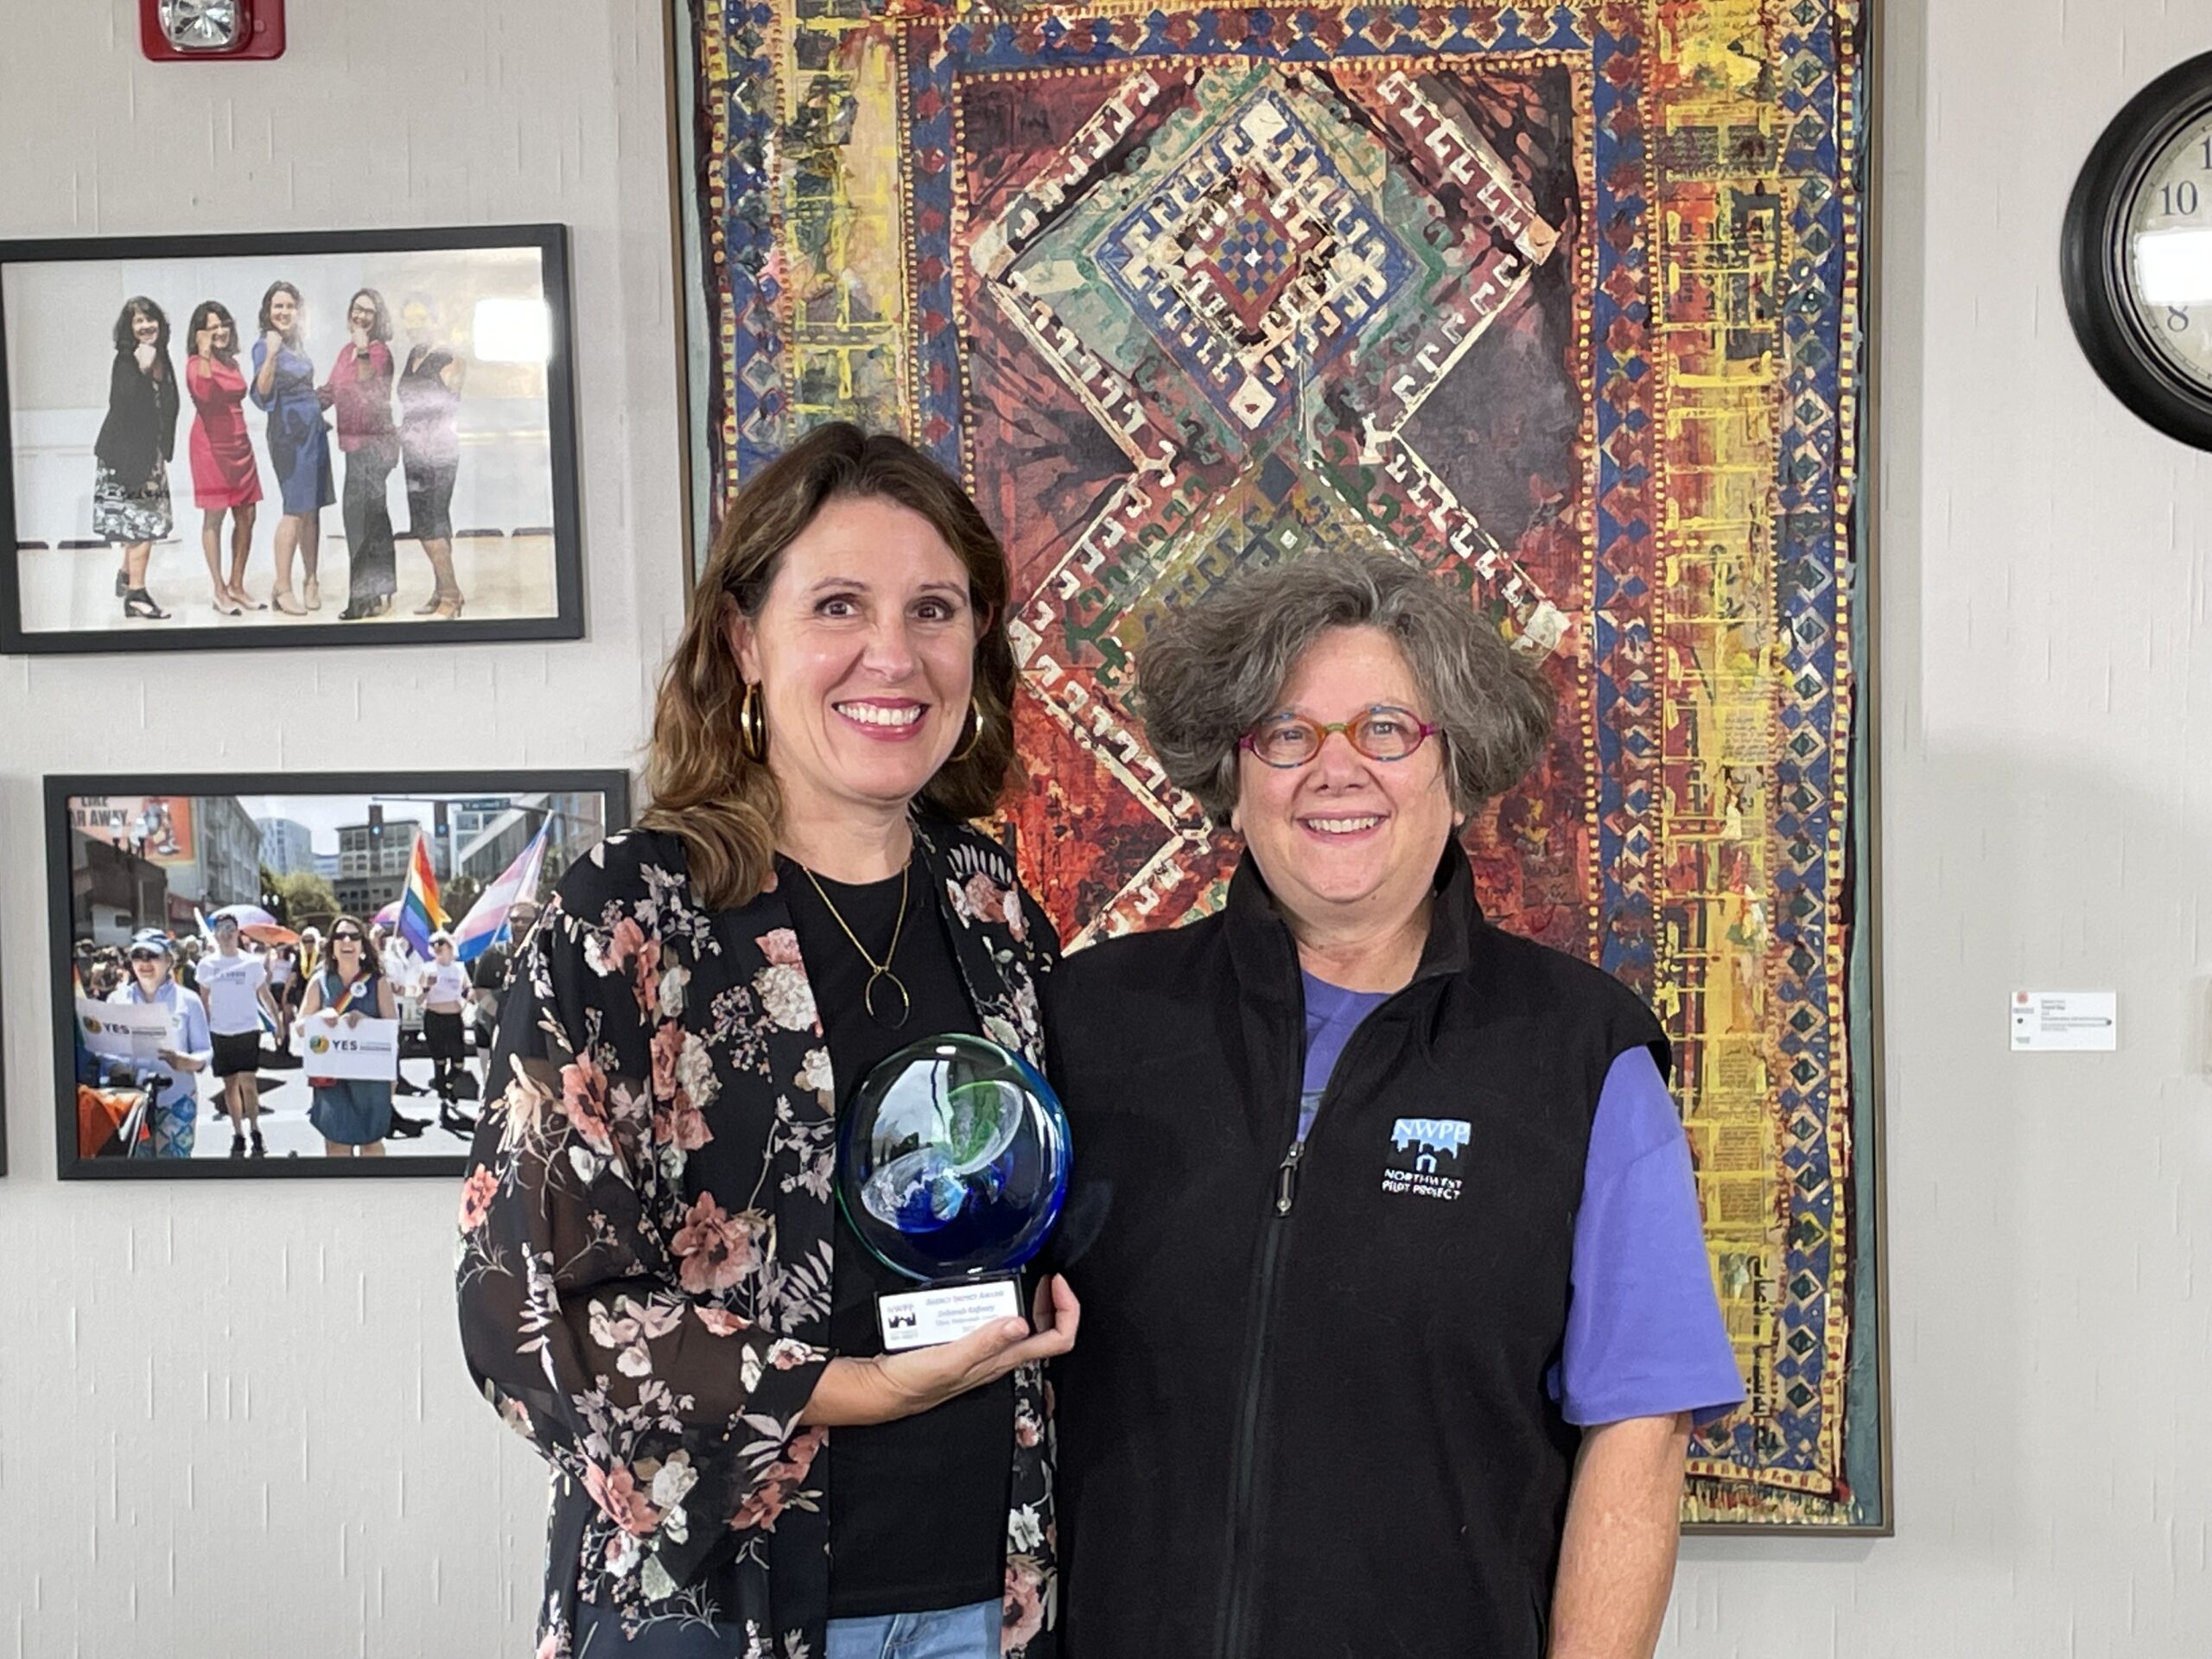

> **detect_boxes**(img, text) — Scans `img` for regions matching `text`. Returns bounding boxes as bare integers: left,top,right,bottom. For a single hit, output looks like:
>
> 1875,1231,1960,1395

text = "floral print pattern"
457,819,1062,1658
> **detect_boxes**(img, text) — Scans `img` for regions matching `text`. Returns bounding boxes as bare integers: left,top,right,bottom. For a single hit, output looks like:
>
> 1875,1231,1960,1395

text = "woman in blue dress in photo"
296,914,395,1157
250,280,334,615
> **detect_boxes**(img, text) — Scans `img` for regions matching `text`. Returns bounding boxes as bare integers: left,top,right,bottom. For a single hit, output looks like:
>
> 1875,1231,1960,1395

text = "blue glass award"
837,1033,1071,1351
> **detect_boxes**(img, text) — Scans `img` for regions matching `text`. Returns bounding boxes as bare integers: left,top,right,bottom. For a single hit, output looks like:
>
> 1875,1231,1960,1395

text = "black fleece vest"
1046,847,1666,1659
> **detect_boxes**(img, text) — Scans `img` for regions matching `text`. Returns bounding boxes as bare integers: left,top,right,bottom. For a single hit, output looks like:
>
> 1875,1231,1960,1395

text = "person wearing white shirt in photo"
265,942,298,1045
419,930,478,1138
375,924,421,996
108,929,212,1158
197,912,281,1158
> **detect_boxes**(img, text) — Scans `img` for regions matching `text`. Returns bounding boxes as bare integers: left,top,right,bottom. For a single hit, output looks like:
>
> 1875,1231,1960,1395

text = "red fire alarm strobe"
139,0,285,61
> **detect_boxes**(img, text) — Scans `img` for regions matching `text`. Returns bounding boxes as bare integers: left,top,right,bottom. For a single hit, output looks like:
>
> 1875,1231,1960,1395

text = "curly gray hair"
1135,552,1555,826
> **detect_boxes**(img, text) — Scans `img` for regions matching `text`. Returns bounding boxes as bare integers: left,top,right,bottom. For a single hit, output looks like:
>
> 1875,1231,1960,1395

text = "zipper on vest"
1274,1139,1305,1215
1216,1165,1294,1659
1218,1067,1322,1656
1213,982,1427,1659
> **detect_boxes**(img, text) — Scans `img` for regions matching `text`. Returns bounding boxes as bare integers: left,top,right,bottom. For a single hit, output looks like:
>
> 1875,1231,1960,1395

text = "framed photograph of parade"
677,0,1886,1530
0,225,582,654
0,938,10,1179
45,769,629,1179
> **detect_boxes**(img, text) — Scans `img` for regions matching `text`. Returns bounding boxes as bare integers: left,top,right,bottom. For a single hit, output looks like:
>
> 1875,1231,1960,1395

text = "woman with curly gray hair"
1046,551,1741,1659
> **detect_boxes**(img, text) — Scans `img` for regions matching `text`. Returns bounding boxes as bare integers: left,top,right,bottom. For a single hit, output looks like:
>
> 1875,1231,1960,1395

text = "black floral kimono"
456,817,1061,1658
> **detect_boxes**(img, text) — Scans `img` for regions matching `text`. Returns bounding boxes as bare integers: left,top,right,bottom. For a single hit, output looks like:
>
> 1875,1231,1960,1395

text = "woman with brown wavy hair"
458,422,1077,1659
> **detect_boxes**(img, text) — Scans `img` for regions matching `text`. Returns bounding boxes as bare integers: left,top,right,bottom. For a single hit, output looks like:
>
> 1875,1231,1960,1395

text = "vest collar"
1223,839,1482,1003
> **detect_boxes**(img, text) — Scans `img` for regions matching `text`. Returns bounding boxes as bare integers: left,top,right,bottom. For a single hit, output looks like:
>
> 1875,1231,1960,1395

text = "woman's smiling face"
1233,625,1457,941
727,494,979,829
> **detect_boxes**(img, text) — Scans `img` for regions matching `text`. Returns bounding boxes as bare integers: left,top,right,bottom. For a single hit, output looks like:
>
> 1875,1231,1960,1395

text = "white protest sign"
294,1015,402,1081
77,997,182,1065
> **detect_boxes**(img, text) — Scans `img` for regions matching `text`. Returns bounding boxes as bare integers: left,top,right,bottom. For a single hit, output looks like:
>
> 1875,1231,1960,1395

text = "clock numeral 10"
2162,180,2202,216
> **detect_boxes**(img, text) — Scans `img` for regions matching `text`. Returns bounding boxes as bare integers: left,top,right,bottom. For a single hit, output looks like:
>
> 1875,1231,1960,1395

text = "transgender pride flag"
397,830,446,957
451,823,551,963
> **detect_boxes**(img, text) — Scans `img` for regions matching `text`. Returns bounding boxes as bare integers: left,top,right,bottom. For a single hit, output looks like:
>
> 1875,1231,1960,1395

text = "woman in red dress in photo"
184,301,265,617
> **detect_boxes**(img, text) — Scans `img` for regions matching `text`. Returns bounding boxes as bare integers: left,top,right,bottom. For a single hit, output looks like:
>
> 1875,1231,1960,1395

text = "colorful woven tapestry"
687,0,1881,1529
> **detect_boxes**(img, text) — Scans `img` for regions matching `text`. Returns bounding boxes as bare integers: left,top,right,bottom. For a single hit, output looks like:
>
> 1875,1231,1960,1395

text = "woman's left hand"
343,1011,364,1029
1030,1271,1077,1341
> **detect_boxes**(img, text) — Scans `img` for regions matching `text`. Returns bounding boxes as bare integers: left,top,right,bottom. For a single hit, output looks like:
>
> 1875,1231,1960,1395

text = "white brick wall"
6,0,2212,1654
0,3,679,1653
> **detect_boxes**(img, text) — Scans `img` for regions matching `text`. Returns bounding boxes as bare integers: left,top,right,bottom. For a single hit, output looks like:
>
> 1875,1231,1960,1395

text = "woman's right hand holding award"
806,1274,1080,1427
801,1033,1080,1427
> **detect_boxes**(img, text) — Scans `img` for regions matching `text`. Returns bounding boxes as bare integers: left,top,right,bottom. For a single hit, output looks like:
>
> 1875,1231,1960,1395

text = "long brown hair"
641,423,1019,909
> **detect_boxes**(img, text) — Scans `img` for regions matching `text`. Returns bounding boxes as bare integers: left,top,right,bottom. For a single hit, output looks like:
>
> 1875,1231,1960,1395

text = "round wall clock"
2063,50,2212,448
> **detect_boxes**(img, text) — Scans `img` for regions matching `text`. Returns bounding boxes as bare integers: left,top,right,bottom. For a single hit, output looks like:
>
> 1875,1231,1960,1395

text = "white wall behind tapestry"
1667,1,2212,1656
0,1,680,1653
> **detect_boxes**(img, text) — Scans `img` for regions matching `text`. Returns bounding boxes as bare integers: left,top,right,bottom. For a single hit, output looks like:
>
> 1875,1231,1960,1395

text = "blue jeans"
827,1599,1001,1659
575,1597,1000,1657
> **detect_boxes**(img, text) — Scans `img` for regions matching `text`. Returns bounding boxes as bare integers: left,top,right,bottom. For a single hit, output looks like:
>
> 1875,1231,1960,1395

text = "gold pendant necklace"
794,855,912,1029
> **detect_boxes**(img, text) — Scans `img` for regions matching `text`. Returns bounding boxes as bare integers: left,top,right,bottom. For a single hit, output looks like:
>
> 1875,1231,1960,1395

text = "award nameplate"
876,1274,1024,1352
838,1034,1071,1353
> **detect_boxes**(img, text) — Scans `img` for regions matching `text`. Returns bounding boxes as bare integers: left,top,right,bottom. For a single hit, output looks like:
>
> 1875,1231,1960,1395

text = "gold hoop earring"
950,696,988,765
739,682,767,763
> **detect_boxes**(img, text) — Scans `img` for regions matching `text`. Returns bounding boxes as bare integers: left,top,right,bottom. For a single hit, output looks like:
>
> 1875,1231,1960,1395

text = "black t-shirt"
779,856,1013,1620
471,944,511,993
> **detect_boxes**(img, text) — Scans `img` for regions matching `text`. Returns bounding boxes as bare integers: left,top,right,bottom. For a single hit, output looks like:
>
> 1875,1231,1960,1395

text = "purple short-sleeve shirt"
1302,971,1744,1427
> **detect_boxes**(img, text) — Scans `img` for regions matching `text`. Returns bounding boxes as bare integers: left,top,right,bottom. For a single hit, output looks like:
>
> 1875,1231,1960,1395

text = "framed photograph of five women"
0,224,582,653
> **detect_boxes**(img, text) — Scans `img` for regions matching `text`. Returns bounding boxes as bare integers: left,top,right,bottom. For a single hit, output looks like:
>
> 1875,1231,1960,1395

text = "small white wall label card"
2010,991,2118,1052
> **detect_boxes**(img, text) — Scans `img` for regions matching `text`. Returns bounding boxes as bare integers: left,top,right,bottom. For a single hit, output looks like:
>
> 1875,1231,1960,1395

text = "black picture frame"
46,767,631,1180
2063,49,2212,451
0,937,10,1179
0,224,584,653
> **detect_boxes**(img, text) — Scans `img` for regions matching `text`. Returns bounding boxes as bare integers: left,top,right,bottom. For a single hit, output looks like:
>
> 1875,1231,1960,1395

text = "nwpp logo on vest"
1383,1117,1470,1202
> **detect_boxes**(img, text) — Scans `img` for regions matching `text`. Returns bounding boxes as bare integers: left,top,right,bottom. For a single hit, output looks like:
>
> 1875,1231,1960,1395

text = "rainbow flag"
451,823,550,963
397,830,446,957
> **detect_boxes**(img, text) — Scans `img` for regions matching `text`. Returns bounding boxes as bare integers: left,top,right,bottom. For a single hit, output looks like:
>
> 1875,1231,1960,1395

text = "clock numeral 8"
2170,306,2193,333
